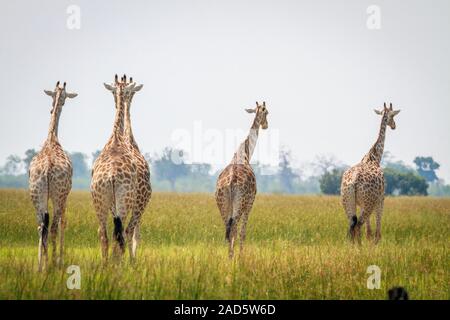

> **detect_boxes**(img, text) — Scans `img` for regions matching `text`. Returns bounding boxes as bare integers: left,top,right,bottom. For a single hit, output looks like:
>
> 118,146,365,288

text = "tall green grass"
0,190,448,299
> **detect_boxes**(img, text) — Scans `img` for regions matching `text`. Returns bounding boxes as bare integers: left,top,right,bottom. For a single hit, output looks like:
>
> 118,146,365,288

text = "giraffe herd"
28,76,401,269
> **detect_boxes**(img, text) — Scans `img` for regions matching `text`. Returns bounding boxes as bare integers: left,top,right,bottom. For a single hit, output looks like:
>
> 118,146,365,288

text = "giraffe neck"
111,93,126,140
47,96,62,143
362,114,387,165
124,96,139,150
233,117,260,164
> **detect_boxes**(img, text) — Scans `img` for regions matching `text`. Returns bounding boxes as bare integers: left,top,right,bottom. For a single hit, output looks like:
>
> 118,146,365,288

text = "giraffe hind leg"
374,200,384,244
30,176,50,271
126,209,144,262
227,190,243,259
50,195,68,267
228,223,238,259
342,184,357,242
239,209,251,255
50,203,61,266
94,201,109,263
38,211,50,271
366,212,373,241
59,202,67,267
215,187,232,239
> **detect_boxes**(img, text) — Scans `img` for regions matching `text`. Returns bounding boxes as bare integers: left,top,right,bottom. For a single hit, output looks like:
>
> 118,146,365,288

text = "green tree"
23,149,37,172
69,152,89,177
1,155,22,175
319,168,343,195
151,148,189,191
278,150,298,194
414,156,440,182
384,168,428,196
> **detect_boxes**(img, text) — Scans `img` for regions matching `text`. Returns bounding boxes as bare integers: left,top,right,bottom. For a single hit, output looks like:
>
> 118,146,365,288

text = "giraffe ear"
133,84,143,92
374,109,383,115
44,90,54,97
66,92,78,99
245,108,256,113
392,109,401,116
104,83,115,91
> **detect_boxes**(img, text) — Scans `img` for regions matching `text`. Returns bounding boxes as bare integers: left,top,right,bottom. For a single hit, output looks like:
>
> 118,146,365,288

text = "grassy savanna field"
0,189,448,300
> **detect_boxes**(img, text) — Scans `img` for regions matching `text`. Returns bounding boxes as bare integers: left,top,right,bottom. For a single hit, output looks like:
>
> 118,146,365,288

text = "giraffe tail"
40,169,51,244
225,183,239,241
350,215,358,232
225,217,234,241
111,179,125,249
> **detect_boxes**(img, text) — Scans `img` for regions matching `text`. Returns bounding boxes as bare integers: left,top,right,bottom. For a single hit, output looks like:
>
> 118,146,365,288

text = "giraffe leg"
355,211,367,245
37,210,50,272
355,205,373,244
97,211,109,263
132,224,141,258
374,200,384,244
227,194,243,259
239,212,249,255
239,200,254,256
366,212,373,241
228,223,238,259
125,211,142,262
30,178,49,271
215,188,231,226
50,204,61,266
342,184,357,242
58,201,67,267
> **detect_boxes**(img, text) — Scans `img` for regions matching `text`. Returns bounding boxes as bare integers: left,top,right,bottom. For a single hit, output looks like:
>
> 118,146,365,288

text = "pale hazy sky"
1,0,449,181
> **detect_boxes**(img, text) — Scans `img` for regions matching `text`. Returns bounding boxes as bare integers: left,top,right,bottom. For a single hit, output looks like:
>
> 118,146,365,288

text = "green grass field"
0,189,448,299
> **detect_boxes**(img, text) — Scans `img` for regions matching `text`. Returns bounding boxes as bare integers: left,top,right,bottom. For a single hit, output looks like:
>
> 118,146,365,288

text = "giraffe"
121,77,151,261
215,101,269,258
341,102,400,244
91,74,139,262
29,81,77,270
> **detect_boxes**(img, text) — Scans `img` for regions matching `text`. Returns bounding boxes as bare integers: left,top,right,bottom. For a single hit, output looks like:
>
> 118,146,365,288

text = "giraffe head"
374,102,400,129
245,101,269,129
103,74,137,106
124,76,143,105
44,81,77,114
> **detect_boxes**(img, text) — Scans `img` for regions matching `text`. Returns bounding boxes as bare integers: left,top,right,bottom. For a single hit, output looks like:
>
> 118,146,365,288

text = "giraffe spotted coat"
341,103,400,244
215,101,269,258
91,75,138,261
29,81,77,270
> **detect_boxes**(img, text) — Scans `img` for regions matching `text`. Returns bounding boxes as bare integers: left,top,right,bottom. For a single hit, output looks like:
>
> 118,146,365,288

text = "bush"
319,169,343,195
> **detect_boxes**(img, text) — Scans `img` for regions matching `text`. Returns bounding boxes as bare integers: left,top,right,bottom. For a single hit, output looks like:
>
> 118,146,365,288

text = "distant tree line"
318,152,445,196
0,148,449,196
